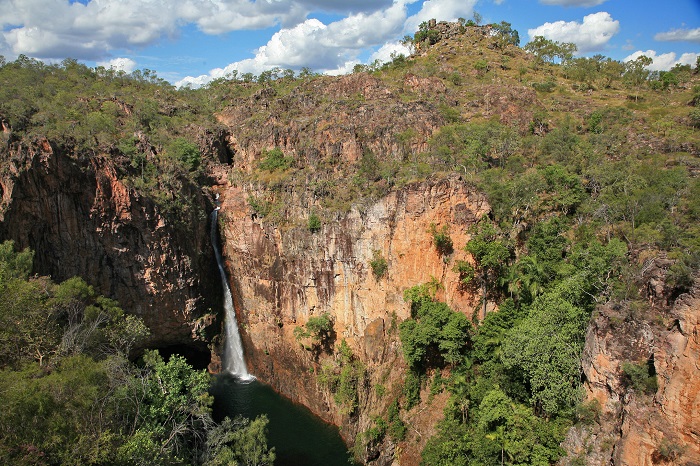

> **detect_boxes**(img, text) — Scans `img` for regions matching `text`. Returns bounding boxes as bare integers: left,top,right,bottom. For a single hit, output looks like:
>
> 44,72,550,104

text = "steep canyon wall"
215,176,488,464
562,263,700,466
0,140,221,351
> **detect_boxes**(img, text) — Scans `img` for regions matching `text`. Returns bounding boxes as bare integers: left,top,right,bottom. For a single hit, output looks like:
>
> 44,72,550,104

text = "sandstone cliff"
0,138,221,352
561,261,700,466
214,175,487,464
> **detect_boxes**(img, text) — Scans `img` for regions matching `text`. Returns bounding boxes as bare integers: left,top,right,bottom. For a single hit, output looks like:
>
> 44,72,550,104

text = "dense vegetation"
0,241,274,465
1,16,699,466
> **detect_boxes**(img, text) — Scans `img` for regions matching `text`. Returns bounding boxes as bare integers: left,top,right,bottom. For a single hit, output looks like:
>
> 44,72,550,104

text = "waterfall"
210,207,254,381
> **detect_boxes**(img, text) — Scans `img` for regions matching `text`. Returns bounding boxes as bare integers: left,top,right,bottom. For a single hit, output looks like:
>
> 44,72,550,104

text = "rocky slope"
0,138,221,354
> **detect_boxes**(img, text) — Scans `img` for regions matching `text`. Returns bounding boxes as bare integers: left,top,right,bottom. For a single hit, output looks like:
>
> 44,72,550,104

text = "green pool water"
210,373,358,466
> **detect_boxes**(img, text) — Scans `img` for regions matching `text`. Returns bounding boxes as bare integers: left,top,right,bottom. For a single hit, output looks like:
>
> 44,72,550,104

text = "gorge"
1,20,699,466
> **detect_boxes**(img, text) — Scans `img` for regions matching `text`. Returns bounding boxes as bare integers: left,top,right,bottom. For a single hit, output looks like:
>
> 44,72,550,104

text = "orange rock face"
563,274,700,466
215,177,486,462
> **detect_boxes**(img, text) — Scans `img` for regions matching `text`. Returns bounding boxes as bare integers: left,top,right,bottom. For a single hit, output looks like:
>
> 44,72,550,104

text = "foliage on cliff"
0,241,274,466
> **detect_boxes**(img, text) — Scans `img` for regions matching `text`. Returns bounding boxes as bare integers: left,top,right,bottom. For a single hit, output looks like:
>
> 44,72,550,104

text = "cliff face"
0,139,221,351
215,176,487,463
562,262,700,466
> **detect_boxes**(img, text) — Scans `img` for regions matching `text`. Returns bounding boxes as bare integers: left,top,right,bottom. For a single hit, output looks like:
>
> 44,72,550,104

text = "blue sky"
0,0,698,86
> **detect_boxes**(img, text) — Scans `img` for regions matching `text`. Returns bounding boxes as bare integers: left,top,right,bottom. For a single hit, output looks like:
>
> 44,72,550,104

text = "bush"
532,80,556,93
403,370,422,410
429,224,454,256
621,360,658,394
387,399,407,440
656,439,685,462
369,250,388,280
247,195,272,217
295,313,332,342
167,137,201,171
307,212,321,233
689,108,700,128
575,399,601,425
258,147,293,171
452,260,475,285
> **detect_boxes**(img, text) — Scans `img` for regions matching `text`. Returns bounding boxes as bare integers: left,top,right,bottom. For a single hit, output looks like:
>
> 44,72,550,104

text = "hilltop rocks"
216,72,446,170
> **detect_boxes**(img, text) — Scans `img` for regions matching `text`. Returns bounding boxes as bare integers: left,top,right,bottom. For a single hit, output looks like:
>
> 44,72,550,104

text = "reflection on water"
210,373,358,466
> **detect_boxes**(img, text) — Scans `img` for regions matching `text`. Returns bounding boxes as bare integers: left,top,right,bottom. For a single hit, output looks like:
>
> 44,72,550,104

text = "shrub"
532,80,556,92
656,439,685,462
621,360,658,394
369,250,388,280
307,212,321,233
575,399,601,425
167,137,201,171
403,370,422,410
452,260,475,285
689,108,700,128
474,59,489,76
258,147,293,171
294,313,334,352
247,195,271,217
387,399,407,440
429,224,454,256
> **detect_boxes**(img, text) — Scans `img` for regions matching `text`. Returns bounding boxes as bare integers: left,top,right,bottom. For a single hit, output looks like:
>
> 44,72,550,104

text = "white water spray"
211,207,254,381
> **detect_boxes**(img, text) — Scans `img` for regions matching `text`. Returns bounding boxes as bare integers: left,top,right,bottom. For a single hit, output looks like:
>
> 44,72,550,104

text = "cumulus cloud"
539,0,608,6
0,0,399,60
527,11,619,53
177,2,412,87
1,0,181,59
654,28,700,43
370,41,412,63
624,50,699,72
404,0,477,35
97,57,137,73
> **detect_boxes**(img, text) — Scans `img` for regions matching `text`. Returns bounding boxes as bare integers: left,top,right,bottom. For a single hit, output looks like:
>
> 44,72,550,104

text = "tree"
400,288,472,370
205,416,275,466
415,21,441,47
491,21,520,48
307,212,322,232
524,36,577,65
125,350,214,463
167,137,201,171
430,223,454,256
400,35,416,55
501,289,587,417
465,218,511,319
624,55,653,102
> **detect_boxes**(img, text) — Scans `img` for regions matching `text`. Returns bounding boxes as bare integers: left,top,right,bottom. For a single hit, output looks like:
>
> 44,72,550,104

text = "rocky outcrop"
215,176,487,463
561,263,700,466
216,72,447,171
0,139,221,351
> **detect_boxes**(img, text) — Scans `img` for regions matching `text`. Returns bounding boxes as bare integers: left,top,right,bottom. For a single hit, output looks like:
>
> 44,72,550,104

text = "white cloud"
370,41,411,63
654,28,700,43
404,0,477,35
624,50,699,71
539,0,607,6
0,0,401,60
527,11,619,53
97,57,137,73
177,2,413,87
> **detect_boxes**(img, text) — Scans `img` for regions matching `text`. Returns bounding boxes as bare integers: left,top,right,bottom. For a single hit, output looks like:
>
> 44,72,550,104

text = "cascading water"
210,205,254,381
